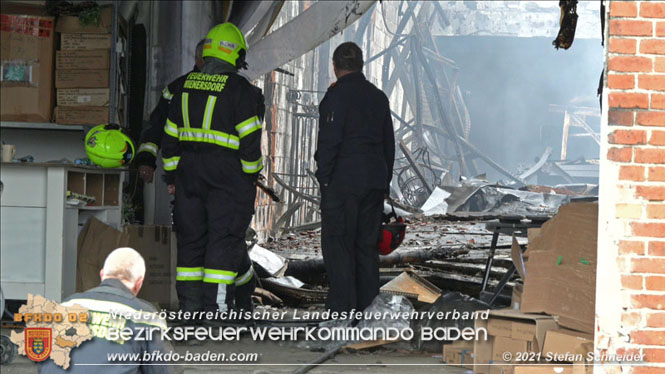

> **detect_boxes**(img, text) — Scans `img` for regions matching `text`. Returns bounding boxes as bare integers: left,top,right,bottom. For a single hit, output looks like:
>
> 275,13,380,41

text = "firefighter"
315,42,395,313
161,23,263,315
135,39,206,184
38,248,170,373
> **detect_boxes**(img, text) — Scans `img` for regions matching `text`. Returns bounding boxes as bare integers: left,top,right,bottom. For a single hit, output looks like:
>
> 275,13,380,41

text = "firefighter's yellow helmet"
202,23,248,69
85,124,135,168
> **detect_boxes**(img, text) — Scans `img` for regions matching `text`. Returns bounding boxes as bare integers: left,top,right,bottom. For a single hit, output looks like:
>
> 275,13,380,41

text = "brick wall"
597,1,665,373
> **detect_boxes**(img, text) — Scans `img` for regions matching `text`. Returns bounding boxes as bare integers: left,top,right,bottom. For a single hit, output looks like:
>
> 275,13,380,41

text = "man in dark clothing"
136,39,206,184
315,42,395,313
39,247,170,374
161,23,263,315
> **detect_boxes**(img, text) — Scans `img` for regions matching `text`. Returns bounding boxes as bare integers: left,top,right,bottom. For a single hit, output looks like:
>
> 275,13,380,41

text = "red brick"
635,149,665,164
640,2,665,18
658,22,665,37
609,129,646,145
619,165,646,181
636,186,665,200
647,312,665,327
638,75,665,91
610,20,653,36
654,94,665,109
608,147,633,162
650,166,665,181
620,240,646,255
631,329,665,345
610,38,637,54
647,276,665,291
622,311,642,328
622,275,644,289
608,74,635,89
643,348,665,363
650,241,665,256
609,56,653,72
637,112,665,126
631,257,665,272
611,1,638,17
657,57,665,73
608,147,633,163
609,92,649,109
609,110,635,126
648,204,665,219
641,39,665,55
652,131,665,146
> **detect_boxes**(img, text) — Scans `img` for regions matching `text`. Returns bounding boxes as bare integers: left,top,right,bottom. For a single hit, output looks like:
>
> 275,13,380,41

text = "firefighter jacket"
38,278,171,374
160,70,264,184
135,66,199,168
315,71,395,192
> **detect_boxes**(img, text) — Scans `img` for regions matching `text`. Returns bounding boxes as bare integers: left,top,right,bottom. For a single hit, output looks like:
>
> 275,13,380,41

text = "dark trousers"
321,188,384,313
174,152,256,313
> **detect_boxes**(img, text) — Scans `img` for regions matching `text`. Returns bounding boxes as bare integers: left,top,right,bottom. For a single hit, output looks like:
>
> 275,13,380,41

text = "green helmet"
203,23,248,69
85,124,135,168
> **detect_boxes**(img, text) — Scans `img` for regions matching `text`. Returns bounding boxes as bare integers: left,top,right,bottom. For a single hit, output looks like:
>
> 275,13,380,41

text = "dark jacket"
160,69,264,185
315,72,395,192
38,279,171,374
135,66,199,168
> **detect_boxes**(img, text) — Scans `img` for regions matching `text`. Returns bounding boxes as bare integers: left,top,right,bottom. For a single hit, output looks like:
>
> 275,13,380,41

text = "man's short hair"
102,247,146,284
195,39,206,59
333,42,363,72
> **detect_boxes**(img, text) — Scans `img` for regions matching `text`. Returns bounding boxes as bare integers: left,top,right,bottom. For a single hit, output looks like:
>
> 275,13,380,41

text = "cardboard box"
443,340,474,369
542,329,593,360
57,88,109,106
125,226,178,310
56,69,109,88
61,33,111,50
56,49,109,70
54,106,108,125
521,203,598,333
77,219,178,310
0,3,55,122
489,364,513,374
474,309,558,374
55,6,112,34
492,336,527,362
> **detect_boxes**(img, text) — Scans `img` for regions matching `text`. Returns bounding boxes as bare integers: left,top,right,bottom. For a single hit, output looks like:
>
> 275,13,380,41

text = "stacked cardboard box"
54,7,112,125
474,309,558,374
443,340,474,369
0,3,56,122
474,202,598,373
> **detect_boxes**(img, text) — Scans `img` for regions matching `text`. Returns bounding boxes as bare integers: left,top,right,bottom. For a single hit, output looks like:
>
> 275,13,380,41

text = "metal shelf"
0,121,86,131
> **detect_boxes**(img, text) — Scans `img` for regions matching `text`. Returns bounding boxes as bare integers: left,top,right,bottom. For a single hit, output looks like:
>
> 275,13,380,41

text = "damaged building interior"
1,0,664,373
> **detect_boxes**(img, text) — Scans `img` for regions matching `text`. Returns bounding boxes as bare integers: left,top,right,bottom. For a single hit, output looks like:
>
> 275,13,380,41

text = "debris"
420,187,450,216
253,288,284,306
270,276,305,289
261,277,326,307
249,244,288,277
380,271,442,304
510,236,526,280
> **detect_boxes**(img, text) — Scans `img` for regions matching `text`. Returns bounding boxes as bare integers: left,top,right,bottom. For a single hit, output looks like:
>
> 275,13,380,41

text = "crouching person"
39,247,172,373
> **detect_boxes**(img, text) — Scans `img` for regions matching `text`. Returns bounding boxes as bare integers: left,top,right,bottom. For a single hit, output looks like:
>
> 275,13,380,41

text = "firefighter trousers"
174,151,256,314
320,187,384,313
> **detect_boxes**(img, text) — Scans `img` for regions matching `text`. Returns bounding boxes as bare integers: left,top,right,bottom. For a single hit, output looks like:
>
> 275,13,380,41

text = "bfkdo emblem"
25,328,52,362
